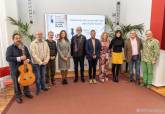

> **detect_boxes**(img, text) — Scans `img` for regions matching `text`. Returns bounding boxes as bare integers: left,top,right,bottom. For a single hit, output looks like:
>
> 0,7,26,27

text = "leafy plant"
105,17,144,40
105,17,115,38
121,24,144,40
8,17,34,42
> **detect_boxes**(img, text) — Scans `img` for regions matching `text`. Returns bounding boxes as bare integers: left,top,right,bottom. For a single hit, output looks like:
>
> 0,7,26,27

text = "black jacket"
71,34,86,57
6,44,31,76
46,39,57,57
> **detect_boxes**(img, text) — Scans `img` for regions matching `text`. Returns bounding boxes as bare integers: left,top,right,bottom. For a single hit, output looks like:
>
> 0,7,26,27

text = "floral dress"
99,41,110,82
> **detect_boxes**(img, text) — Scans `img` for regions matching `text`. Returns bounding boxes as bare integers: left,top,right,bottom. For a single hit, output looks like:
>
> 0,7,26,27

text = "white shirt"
92,38,96,55
130,38,138,56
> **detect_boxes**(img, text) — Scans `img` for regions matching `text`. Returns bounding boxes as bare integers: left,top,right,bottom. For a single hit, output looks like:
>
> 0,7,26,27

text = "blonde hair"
101,32,109,42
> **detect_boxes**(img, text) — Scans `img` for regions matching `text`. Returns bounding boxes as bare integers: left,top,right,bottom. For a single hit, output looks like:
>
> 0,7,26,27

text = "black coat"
6,44,31,76
71,34,86,57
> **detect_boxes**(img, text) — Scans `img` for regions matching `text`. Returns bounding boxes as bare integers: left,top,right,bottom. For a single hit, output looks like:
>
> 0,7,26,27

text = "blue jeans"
129,56,140,81
33,64,46,92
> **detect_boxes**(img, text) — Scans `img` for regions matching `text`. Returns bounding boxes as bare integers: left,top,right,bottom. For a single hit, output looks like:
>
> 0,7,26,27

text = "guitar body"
18,63,35,86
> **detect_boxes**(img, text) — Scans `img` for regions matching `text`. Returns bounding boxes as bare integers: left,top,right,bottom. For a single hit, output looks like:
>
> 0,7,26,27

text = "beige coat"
30,39,50,65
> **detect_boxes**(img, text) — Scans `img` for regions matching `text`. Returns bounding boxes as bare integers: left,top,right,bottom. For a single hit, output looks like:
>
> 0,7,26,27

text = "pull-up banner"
45,14,105,41
45,14,67,40
67,15,105,39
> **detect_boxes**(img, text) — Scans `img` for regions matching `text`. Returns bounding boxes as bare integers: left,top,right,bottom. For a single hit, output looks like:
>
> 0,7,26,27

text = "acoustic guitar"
18,44,35,86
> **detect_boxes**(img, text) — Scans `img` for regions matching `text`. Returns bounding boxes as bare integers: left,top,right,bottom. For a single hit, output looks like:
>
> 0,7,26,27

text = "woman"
57,30,71,84
109,30,124,82
99,32,110,82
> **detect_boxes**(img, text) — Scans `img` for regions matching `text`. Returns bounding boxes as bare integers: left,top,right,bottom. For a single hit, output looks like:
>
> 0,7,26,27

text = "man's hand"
93,55,96,59
64,57,68,61
50,56,55,60
152,58,156,64
24,59,30,64
152,60,156,64
42,61,48,65
20,55,26,61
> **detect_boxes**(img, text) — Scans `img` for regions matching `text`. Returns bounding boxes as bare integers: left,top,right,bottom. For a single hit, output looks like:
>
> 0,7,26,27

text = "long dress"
57,39,71,70
99,41,110,82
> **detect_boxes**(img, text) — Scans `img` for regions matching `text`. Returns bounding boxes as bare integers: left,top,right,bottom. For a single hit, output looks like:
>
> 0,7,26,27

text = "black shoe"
74,79,78,83
36,90,40,96
81,78,85,83
25,94,33,99
112,78,116,82
62,79,65,84
16,98,23,103
112,77,115,82
51,81,56,86
62,79,68,85
115,76,119,82
42,88,48,91
116,79,119,82
129,79,133,82
65,79,68,84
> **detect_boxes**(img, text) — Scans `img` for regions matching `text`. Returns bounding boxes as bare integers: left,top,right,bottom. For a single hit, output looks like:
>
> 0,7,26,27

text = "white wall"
153,50,165,87
17,0,152,35
18,0,117,34
124,0,152,30
0,0,18,67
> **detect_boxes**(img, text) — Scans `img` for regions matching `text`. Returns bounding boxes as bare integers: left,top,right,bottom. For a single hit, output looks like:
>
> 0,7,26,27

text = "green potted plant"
105,17,144,40
8,17,35,42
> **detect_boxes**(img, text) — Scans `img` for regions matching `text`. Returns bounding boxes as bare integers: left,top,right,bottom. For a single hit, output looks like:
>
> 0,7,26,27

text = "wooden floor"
0,86,14,114
151,86,165,96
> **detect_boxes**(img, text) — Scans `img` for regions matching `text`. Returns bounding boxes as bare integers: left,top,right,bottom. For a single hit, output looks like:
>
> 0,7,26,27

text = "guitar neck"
21,46,26,56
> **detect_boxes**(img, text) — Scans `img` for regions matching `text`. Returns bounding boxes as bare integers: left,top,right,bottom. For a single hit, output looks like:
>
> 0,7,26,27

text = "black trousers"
46,60,56,84
73,56,85,80
112,64,121,81
11,73,30,99
88,59,98,80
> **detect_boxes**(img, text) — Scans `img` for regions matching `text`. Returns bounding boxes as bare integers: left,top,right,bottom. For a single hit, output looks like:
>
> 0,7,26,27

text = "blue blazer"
85,38,101,60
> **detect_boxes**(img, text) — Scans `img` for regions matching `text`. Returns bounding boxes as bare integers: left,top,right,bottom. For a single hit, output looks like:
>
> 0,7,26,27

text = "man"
124,30,143,85
6,33,33,103
71,27,86,82
141,30,160,88
86,30,101,84
46,31,57,87
30,32,50,95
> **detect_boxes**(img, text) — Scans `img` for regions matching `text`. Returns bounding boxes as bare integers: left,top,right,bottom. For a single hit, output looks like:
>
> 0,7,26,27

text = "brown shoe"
136,79,140,85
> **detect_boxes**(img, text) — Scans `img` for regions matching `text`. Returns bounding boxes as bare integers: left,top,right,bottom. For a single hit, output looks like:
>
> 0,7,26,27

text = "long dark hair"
114,30,122,38
59,30,69,41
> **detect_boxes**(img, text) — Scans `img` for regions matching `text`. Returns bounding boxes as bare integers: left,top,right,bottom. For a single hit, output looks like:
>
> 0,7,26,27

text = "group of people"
6,26,160,103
